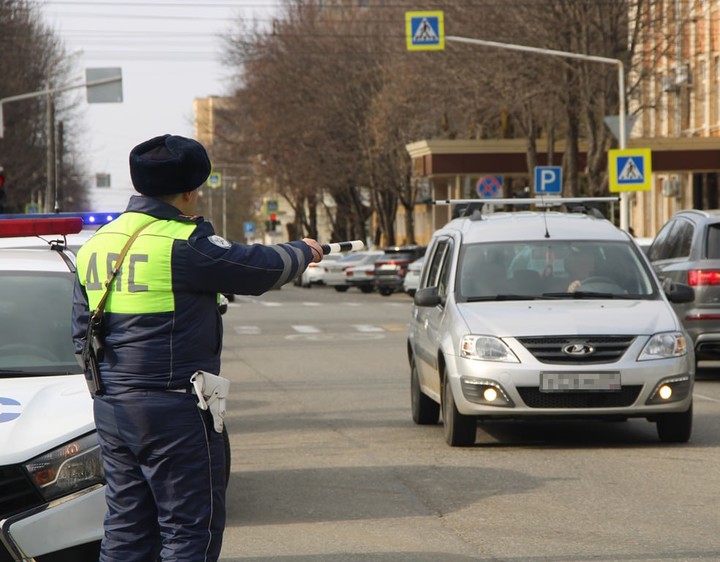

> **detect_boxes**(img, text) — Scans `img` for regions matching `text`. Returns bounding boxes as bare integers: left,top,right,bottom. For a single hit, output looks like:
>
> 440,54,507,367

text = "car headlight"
638,332,688,361
23,432,104,501
460,335,519,363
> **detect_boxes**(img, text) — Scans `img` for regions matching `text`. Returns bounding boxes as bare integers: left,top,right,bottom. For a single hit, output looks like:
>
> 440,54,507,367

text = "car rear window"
381,252,415,262
706,224,720,259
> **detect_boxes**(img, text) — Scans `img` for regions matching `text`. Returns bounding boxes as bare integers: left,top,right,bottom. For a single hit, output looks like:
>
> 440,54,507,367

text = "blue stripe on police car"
0,397,21,422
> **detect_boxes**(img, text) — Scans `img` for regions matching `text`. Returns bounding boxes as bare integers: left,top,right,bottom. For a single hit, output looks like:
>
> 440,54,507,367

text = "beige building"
630,0,720,236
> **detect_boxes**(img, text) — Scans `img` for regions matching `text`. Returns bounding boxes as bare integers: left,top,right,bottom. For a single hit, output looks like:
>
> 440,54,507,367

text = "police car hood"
0,374,94,465
456,299,680,337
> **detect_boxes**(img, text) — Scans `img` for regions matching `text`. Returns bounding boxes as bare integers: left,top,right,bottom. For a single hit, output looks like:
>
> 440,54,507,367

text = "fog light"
460,377,514,407
658,385,673,400
646,376,691,405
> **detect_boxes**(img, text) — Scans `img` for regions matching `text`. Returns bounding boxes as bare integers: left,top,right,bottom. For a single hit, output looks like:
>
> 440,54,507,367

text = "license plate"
540,372,621,392
379,264,396,271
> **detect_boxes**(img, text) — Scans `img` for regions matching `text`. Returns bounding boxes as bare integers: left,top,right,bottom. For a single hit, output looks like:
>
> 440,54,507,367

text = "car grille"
0,464,43,520
517,386,642,408
517,336,635,364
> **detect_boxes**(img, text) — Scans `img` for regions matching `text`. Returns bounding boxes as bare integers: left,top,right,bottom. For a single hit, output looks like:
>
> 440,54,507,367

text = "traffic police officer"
71,134,323,562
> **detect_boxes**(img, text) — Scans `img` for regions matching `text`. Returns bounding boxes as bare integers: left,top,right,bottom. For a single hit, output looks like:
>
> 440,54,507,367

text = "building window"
96,173,111,188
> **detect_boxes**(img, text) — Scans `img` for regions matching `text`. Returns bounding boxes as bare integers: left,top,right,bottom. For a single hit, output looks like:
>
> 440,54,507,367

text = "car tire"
411,356,439,425
379,288,393,296
360,286,374,294
441,371,476,447
656,403,693,443
334,286,349,292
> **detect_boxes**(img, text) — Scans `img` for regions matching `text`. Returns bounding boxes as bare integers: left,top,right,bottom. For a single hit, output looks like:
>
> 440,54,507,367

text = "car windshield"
0,272,78,374
458,240,657,301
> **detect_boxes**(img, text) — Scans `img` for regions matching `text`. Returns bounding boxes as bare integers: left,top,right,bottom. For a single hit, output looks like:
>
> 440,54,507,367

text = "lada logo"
562,343,595,356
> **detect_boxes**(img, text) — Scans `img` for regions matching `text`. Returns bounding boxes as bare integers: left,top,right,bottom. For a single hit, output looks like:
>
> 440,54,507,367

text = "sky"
39,0,279,211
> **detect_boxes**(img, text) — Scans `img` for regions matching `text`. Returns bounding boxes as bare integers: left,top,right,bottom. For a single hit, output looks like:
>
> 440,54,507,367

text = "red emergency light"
0,217,83,238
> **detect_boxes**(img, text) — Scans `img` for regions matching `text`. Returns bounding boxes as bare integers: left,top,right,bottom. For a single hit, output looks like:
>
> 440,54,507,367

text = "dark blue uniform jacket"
72,195,312,394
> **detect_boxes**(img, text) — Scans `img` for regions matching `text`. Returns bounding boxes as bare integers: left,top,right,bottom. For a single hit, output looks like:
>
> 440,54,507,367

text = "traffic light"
267,213,280,231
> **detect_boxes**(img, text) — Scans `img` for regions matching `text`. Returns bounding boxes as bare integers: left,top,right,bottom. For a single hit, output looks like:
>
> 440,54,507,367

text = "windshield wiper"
465,294,540,302
542,291,617,299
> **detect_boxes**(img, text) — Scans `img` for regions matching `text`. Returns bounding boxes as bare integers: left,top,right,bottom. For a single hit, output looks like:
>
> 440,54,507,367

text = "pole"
45,88,55,213
445,36,630,231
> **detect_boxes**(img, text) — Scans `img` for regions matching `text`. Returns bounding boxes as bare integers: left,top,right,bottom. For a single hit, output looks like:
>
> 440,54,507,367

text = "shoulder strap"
91,219,158,319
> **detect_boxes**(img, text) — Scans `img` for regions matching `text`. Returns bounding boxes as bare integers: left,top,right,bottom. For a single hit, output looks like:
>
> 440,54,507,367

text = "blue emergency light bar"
0,212,120,226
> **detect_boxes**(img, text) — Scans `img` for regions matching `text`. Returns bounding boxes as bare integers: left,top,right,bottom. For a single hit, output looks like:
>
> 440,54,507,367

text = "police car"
408,198,696,447
0,216,105,561
0,213,233,561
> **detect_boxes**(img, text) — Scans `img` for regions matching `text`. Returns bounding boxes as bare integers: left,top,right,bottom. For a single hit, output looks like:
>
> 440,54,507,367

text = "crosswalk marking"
233,326,261,335
292,325,322,333
352,324,384,332
231,323,406,335
233,295,408,308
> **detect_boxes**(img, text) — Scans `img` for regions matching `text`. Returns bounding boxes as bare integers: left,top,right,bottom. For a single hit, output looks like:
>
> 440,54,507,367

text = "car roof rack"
437,197,619,220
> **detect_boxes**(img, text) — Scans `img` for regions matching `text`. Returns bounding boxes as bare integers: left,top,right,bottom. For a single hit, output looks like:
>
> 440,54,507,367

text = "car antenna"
539,195,551,238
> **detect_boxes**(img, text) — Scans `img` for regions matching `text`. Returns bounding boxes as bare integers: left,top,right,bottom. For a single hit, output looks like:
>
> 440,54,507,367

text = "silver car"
647,209,720,369
324,251,383,292
408,208,695,447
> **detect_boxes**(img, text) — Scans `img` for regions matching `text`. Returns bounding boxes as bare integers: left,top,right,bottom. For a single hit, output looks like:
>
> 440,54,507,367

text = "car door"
411,237,454,399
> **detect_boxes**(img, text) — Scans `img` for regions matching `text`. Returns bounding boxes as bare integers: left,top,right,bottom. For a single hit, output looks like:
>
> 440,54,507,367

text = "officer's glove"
190,370,231,433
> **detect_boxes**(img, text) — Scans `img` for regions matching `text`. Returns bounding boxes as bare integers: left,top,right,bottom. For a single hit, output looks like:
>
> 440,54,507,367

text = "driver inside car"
565,249,596,293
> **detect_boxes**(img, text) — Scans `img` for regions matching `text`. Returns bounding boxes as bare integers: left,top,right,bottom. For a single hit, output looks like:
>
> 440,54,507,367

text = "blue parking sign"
534,166,562,194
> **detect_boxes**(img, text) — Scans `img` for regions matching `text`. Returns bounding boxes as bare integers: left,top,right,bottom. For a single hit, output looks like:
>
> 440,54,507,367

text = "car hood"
456,299,680,337
0,374,94,465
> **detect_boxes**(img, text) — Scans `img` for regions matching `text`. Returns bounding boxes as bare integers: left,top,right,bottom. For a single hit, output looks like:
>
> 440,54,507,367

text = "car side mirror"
414,287,442,307
664,282,695,304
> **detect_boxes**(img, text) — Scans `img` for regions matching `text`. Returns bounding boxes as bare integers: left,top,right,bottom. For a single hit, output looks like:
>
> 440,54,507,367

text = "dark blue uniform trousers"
93,389,226,562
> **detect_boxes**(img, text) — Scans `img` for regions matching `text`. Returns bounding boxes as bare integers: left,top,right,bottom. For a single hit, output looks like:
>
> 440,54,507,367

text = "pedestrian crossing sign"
608,148,652,192
406,11,444,51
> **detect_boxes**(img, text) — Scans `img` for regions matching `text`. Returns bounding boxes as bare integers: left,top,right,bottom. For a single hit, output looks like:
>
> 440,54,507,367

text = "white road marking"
292,325,322,333
234,326,261,335
695,393,720,403
351,324,384,332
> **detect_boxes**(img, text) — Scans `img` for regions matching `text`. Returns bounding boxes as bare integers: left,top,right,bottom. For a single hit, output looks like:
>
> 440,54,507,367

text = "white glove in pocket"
190,370,231,433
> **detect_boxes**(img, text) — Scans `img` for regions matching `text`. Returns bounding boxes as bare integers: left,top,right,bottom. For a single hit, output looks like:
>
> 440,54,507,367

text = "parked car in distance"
403,256,425,296
346,253,386,293
324,251,383,292
296,254,342,287
408,202,695,447
374,245,427,296
646,209,720,369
